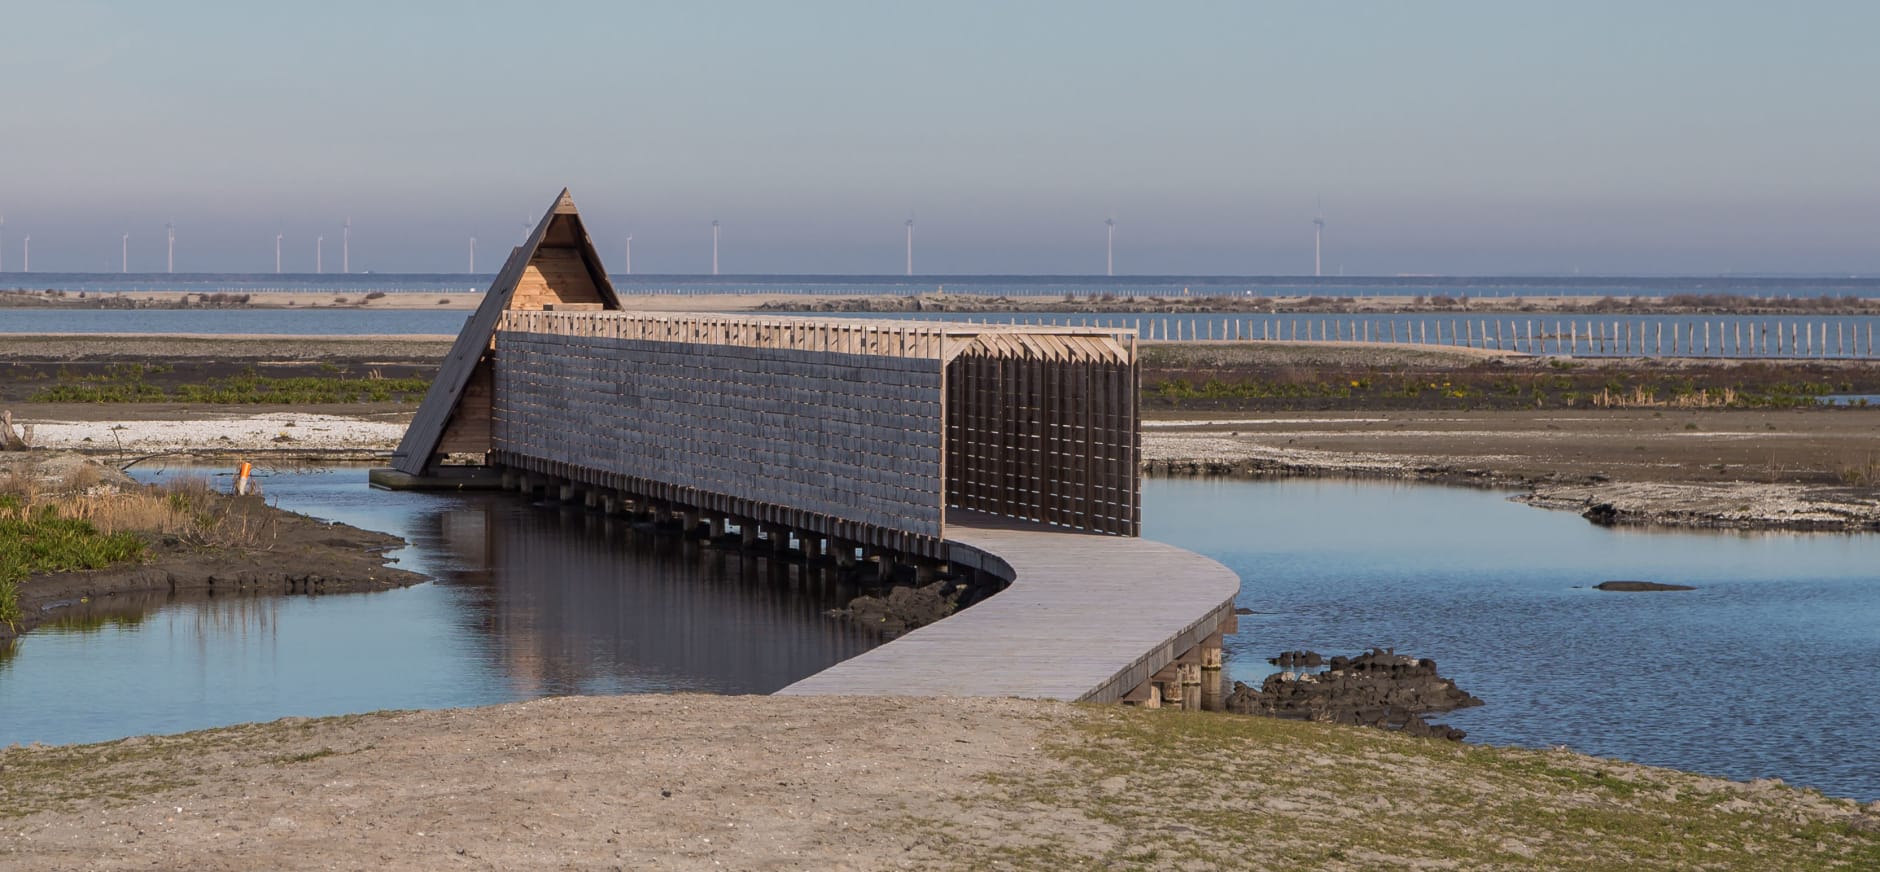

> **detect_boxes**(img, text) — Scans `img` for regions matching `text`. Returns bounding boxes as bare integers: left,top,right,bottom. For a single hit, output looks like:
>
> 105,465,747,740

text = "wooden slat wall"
941,353,1140,537
429,308,1137,541
492,326,947,543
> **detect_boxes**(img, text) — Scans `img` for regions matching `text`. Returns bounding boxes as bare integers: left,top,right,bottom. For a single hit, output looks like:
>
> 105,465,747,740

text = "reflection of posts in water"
449,487,879,696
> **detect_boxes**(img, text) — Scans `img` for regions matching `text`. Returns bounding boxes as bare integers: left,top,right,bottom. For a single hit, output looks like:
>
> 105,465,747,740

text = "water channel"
2,469,1875,800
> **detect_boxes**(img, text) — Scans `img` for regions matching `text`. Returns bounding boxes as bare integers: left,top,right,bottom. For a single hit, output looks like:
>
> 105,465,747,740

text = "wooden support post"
1153,665,1183,710
1200,632,1224,712
558,481,575,502
1178,661,1203,711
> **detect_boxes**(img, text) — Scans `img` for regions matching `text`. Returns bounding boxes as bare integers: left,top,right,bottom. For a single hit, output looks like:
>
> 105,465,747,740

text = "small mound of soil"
828,581,958,638
1594,580,1696,592
1225,648,1482,740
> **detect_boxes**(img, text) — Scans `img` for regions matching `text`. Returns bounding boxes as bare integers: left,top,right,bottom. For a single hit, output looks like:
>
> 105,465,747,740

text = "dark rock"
1594,580,1696,592
1582,503,1620,525
1223,647,1480,741
1268,650,1324,668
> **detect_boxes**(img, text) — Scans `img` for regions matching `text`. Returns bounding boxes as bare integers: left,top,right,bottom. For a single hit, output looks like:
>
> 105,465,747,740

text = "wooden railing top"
499,309,1137,364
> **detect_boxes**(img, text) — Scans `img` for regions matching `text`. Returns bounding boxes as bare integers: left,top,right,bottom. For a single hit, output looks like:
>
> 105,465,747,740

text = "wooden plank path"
777,512,1241,702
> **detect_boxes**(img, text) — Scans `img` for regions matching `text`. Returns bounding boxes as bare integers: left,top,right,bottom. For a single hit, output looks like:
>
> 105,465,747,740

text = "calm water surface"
1143,477,1880,801
0,466,877,745
2,472,1875,800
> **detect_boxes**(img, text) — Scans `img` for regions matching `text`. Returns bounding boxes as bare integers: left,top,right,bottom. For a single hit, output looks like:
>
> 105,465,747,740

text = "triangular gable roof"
391,188,621,474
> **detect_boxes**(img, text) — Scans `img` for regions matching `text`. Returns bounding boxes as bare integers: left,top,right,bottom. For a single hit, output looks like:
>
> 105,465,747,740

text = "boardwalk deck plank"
778,511,1240,702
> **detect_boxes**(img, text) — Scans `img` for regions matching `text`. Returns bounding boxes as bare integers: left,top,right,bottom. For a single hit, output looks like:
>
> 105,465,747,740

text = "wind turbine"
520,214,530,244
21,235,28,272
624,234,632,275
276,233,283,274
0,213,6,271
1105,218,1116,277
469,235,477,273
905,219,914,276
711,220,720,276
316,235,324,274
122,233,129,273
166,222,175,273
1312,199,1325,278
342,217,351,274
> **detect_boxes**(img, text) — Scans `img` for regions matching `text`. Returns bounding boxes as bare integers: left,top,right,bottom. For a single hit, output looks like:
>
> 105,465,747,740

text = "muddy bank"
5,501,422,641
1521,481,1880,532
1147,453,1880,532
1144,407,1880,532
1,453,423,641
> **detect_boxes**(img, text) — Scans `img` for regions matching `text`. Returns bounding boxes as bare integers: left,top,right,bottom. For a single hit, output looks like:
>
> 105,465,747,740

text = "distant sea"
3,272,1880,299
4,275,1878,355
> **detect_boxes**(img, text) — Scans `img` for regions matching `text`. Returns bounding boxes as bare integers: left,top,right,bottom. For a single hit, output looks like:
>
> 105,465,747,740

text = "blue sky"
1,1,1876,274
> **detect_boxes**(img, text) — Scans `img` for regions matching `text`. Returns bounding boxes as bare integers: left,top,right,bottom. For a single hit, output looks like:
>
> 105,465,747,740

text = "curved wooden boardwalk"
778,512,1241,702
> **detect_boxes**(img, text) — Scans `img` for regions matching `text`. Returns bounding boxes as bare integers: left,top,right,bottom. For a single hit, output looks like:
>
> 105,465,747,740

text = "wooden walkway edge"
777,512,1241,702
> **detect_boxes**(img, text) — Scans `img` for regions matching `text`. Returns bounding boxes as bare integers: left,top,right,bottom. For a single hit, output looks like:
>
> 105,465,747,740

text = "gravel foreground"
2,695,1875,871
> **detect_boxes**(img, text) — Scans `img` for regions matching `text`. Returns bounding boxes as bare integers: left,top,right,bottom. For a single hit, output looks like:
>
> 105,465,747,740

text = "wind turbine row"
0,209,1329,274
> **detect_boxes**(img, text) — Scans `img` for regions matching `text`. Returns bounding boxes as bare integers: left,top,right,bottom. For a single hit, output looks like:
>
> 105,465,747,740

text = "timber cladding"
493,328,946,539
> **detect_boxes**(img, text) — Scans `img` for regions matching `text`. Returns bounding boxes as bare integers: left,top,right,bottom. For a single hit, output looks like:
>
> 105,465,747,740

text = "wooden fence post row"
1117,313,1876,360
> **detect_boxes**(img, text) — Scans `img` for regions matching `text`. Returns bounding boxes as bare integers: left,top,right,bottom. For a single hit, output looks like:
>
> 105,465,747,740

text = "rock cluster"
1225,648,1483,741
1268,650,1323,668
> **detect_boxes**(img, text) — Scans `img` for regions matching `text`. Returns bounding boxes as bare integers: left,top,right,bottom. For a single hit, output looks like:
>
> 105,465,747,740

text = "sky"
0,1,1877,275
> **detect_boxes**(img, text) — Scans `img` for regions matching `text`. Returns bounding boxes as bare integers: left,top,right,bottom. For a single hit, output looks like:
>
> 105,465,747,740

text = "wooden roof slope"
498,309,1137,366
391,188,622,475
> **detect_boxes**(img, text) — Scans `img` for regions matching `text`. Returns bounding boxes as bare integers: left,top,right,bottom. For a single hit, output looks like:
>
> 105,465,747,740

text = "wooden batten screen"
944,353,1140,536
492,316,946,544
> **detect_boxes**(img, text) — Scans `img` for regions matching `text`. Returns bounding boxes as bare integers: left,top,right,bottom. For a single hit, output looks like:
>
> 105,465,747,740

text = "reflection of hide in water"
422,498,879,696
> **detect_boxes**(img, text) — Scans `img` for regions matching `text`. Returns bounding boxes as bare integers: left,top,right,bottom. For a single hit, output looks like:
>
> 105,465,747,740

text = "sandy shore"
3,695,1875,870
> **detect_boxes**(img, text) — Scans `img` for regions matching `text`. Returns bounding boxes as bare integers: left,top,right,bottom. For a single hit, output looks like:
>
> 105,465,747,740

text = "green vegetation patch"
0,501,146,629
912,707,1880,871
28,365,430,404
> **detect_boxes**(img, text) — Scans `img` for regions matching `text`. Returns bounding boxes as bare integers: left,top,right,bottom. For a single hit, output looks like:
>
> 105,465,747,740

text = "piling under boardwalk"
778,512,1241,702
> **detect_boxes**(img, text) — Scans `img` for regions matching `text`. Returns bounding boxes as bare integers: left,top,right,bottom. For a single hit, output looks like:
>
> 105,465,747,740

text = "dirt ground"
2,696,1875,870
1144,408,1880,485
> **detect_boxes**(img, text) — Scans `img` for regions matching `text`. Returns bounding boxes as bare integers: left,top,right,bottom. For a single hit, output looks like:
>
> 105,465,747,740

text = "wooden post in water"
1199,635,1224,711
